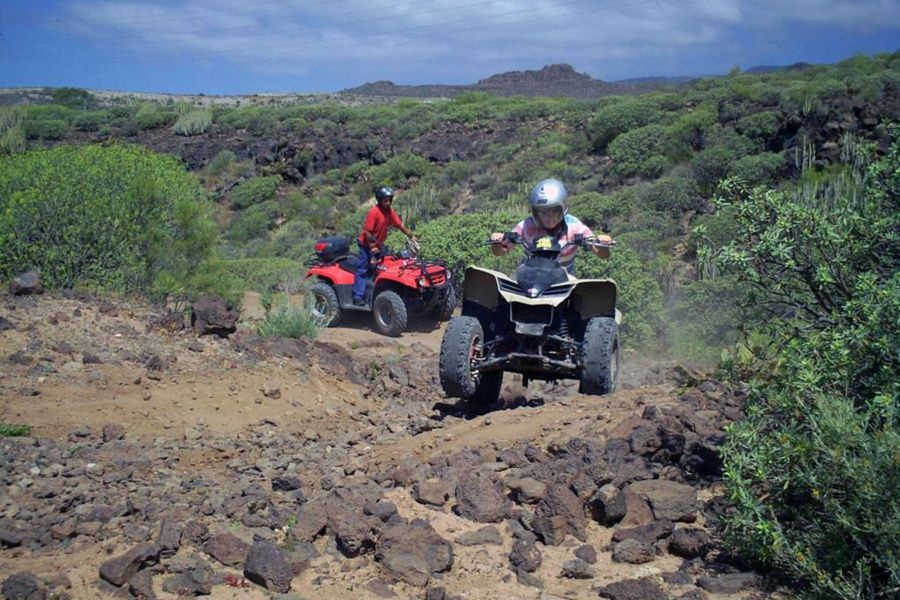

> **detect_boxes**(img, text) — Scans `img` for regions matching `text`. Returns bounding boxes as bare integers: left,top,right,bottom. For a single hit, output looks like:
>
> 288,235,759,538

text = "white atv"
439,232,620,405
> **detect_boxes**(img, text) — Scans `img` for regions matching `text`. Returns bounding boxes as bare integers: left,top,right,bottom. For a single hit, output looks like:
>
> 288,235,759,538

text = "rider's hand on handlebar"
490,232,509,248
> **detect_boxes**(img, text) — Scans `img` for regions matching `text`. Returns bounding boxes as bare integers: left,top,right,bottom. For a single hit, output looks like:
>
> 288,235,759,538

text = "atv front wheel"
373,290,407,337
308,282,341,327
579,317,620,395
439,316,502,404
431,284,457,322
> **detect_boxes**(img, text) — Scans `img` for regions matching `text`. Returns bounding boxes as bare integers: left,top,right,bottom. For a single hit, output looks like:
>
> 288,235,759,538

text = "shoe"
352,297,365,306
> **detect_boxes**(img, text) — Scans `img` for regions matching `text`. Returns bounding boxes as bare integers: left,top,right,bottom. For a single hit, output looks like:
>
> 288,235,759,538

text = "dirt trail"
0,292,771,600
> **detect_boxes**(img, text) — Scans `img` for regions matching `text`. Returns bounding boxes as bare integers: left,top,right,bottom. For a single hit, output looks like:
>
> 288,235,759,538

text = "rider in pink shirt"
491,179,611,275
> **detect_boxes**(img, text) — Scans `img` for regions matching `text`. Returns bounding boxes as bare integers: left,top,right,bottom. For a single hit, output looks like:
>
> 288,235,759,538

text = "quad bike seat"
337,255,358,273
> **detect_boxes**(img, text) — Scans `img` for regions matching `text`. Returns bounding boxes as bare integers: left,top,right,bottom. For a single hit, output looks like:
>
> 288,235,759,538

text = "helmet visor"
533,205,564,229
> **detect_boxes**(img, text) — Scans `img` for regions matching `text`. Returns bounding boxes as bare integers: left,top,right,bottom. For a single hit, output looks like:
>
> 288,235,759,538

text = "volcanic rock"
375,519,453,586
244,540,293,593
454,471,511,523
597,577,670,600
203,533,249,567
627,480,698,522
190,295,238,337
98,542,161,587
10,271,43,296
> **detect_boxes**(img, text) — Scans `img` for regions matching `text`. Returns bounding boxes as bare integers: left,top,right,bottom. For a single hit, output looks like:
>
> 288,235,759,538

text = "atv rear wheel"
579,317,620,395
439,316,502,404
308,282,341,327
431,284,457,321
373,290,407,337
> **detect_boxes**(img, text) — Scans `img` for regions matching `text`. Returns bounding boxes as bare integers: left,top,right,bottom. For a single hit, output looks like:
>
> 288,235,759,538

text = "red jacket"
358,205,403,246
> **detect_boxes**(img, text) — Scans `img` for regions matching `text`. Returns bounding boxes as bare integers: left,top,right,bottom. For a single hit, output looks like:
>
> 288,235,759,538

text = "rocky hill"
0,288,776,599
340,64,676,98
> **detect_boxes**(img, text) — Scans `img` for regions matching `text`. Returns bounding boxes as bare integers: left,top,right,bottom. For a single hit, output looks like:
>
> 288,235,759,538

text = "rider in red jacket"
353,186,417,305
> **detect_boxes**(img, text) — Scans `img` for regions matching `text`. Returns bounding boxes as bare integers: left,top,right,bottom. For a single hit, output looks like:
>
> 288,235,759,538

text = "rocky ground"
0,289,778,600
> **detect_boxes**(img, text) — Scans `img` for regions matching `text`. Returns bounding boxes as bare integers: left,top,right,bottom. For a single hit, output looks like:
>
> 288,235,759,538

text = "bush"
579,242,664,349
0,125,25,155
47,87,96,109
369,153,434,185
634,177,703,216
714,133,900,600
135,104,174,130
667,276,743,364
71,111,106,132
729,152,786,185
0,144,223,299
667,106,717,151
230,176,280,209
258,294,318,338
207,150,237,175
736,111,781,147
22,119,68,140
607,124,673,179
173,110,212,136
228,200,280,242
588,97,662,151
0,423,31,437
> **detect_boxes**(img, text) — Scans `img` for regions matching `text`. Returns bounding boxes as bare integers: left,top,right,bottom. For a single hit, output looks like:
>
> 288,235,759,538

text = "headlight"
417,277,427,287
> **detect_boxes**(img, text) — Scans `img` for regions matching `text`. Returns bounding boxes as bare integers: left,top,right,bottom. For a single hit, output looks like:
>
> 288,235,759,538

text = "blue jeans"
352,242,373,300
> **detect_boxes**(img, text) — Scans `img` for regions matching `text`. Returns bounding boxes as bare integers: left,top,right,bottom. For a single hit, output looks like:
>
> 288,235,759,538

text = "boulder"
627,480,698,522
560,558,595,579
455,526,503,546
1,572,46,600
533,483,586,541
697,572,760,594
508,539,542,573
99,542,161,587
612,539,656,564
190,295,239,337
668,528,709,559
454,471,511,523
10,271,43,296
597,577,669,600
203,533,249,567
375,519,453,586
244,540,293,593
590,484,626,526
612,520,675,545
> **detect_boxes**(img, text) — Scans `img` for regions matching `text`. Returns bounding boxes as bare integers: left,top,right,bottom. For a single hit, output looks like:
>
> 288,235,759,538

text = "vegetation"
258,293,318,338
714,132,899,600
0,423,32,437
174,110,212,136
0,144,227,301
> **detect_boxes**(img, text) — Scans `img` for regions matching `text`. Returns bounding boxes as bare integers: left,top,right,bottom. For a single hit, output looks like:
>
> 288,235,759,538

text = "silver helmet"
529,178,568,230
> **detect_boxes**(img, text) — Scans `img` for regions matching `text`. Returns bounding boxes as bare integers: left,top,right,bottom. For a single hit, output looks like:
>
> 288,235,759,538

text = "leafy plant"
174,110,212,136
230,176,280,209
259,293,318,339
0,423,31,437
712,131,900,600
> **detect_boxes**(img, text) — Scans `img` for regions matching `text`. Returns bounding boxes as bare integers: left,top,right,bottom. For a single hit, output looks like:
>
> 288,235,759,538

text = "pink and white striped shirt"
513,214,594,270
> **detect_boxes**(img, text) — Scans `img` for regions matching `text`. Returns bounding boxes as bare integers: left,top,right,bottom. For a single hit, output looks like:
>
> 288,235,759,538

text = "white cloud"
56,0,900,82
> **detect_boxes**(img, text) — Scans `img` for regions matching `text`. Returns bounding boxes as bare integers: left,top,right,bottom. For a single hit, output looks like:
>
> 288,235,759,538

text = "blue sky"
2,0,898,94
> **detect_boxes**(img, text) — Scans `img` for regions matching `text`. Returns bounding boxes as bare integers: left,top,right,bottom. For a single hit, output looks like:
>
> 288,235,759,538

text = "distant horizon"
1,54,890,98
2,0,898,95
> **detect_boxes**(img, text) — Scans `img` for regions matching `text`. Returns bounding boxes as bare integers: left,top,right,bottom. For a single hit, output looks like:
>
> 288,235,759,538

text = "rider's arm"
391,209,416,240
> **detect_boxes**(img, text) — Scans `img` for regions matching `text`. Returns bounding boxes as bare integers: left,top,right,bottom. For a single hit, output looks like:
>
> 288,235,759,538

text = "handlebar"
486,232,614,249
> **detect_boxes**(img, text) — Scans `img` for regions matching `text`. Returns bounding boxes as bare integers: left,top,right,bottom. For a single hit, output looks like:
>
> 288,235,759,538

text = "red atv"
305,236,456,337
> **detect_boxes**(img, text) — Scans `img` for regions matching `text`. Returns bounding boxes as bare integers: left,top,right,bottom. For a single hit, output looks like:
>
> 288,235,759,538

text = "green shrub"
369,153,434,185
228,200,280,242
230,176,280,209
207,150,237,175
729,152,786,185
0,125,25,155
714,133,900,600
735,111,781,147
259,294,318,338
0,423,31,437
22,119,68,140
588,97,662,151
135,104,174,130
667,276,743,364
635,177,703,215
71,111,106,132
579,242,664,349
173,110,212,136
568,191,625,228
666,106,717,151
0,144,223,300
607,124,673,179
47,87,96,109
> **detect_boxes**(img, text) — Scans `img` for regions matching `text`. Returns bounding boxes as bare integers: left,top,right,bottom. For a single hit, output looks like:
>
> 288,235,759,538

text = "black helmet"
375,186,394,201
